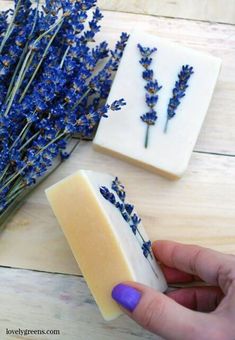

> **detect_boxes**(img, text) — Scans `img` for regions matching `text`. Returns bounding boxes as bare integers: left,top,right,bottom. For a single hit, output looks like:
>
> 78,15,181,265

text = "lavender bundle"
0,0,128,228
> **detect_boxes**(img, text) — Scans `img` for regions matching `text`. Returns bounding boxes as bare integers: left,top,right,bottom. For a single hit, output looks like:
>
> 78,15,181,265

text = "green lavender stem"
0,139,81,232
5,50,35,104
5,0,39,102
60,45,70,68
6,177,24,200
4,50,33,116
6,187,25,206
71,55,115,111
33,17,65,47
145,125,150,149
0,193,25,233
0,132,67,194
0,165,56,232
0,128,38,187
72,89,91,110
19,130,40,152
14,51,35,93
0,0,22,54
164,118,169,134
71,56,114,112
19,19,64,102
14,51,35,95
0,24,15,55
4,17,64,115
0,164,10,184
10,122,30,151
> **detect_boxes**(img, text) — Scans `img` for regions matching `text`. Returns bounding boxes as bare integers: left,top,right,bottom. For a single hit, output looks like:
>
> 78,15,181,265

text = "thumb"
112,282,216,340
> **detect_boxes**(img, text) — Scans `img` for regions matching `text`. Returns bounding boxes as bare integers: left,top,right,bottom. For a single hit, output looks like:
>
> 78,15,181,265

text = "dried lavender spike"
137,44,162,149
100,178,153,261
164,64,194,133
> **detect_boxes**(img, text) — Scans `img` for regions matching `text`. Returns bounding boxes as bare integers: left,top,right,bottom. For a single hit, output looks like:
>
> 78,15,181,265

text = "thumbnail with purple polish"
112,284,142,312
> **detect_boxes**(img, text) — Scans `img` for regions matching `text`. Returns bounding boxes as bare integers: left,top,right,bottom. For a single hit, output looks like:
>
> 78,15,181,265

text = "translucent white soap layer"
46,170,167,321
93,31,221,178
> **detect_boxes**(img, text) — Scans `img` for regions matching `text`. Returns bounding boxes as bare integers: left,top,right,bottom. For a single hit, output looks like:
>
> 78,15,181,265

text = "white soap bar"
46,170,167,321
93,30,221,179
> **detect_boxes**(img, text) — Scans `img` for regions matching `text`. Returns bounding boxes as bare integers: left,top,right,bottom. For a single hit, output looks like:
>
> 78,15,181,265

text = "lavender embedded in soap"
142,241,152,258
112,176,126,201
99,186,116,204
164,65,194,133
137,44,162,149
100,178,153,260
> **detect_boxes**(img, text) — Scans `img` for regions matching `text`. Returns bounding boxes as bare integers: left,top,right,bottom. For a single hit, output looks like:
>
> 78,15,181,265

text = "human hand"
112,241,235,340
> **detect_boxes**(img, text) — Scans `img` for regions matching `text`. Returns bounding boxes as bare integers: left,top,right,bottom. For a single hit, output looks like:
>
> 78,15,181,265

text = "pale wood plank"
99,0,235,25
0,143,234,275
2,0,235,25
0,267,158,340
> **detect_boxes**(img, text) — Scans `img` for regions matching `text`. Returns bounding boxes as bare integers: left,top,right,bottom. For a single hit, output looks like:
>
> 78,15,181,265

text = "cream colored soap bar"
46,170,167,321
93,30,221,179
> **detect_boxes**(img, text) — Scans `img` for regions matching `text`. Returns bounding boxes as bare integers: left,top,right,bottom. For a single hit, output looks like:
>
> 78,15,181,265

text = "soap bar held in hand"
46,170,167,321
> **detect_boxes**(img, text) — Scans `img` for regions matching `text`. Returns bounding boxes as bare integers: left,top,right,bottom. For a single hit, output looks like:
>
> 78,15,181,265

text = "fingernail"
112,284,142,312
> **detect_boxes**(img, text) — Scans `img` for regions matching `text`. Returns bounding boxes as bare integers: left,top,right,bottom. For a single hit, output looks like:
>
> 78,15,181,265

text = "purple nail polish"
112,284,142,312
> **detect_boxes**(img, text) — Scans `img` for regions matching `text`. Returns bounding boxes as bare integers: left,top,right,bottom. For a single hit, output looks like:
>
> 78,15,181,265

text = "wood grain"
0,267,158,340
2,0,235,25
99,0,235,25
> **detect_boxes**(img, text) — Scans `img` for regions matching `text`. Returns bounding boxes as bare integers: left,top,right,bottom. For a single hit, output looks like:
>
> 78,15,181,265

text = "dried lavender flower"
100,178,153,261
164,65,194,133
137,44,162,148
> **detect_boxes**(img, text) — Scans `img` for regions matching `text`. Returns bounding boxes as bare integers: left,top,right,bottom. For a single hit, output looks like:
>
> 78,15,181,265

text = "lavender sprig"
164,65,194,133
100,177,153,260
0,0,128,220
138,44,162,148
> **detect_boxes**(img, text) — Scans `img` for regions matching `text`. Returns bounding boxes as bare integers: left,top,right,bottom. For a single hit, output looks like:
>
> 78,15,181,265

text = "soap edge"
93,143,183,180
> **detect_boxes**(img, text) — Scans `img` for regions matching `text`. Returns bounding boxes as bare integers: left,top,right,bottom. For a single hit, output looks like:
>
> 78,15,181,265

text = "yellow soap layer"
46,171,134,320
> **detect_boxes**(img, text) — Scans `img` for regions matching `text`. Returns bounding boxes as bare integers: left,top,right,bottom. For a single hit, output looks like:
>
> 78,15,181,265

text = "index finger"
152,240,230,286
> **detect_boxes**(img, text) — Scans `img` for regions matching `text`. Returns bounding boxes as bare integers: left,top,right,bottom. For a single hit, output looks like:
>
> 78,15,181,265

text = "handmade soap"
93,30,221,179
46,170,167,321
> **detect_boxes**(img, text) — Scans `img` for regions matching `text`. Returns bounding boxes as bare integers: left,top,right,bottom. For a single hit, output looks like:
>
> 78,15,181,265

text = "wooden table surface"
0,1,235,339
